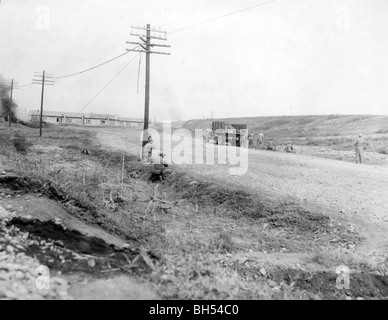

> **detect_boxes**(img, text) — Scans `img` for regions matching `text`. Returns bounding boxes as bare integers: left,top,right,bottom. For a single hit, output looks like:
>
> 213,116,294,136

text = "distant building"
27,110,145,128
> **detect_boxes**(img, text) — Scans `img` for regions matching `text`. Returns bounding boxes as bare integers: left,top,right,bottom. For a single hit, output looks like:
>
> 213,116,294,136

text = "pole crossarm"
126,49,147,54
130,33,167,41
126,41,142,46
150,51,171,55
150,43,171,48
32,83,55,86
126,23,171,139
131,25,167,34
32,79,55,83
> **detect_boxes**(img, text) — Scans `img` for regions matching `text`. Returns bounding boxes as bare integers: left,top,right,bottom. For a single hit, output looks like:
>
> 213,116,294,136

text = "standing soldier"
142,136,154,164
257,131,265,149
248,132,254,149
355,133,364,164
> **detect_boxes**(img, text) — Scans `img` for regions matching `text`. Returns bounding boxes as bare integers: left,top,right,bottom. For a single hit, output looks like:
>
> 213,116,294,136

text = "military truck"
210,121,247,147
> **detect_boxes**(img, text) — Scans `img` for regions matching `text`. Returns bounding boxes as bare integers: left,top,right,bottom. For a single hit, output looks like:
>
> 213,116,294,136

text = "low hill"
180,115,388,155
181,115,388,138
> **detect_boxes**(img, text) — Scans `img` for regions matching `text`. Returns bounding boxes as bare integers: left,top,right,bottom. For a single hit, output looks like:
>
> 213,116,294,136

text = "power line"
170,0,275,34
49,1,275,81
45,53,140,142
54,50,133,79
5,1,274,87
74,54,140,114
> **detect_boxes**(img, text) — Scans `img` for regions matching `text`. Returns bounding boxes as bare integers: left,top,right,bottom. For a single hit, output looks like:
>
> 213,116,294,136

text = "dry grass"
310,251,388,276
1,123,384,300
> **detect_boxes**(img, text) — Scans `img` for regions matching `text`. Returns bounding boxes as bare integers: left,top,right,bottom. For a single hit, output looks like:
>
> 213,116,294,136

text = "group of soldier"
247,131,292,152
142,131,366,183
247,130,365,164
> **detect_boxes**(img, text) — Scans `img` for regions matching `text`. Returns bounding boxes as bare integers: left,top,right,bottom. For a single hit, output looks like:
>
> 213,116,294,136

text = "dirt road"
91,127,388,255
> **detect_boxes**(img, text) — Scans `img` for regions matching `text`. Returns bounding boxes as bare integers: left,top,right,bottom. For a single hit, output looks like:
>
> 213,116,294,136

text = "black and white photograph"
0,0,387,304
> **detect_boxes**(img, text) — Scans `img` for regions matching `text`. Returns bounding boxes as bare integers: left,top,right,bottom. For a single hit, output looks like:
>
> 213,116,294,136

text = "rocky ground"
0,207,71,300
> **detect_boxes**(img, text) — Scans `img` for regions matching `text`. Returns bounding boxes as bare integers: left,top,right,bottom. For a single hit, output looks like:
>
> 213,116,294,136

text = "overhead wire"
54,50,132,79
5,0,276,124
45,51,141,142
170,0,275,34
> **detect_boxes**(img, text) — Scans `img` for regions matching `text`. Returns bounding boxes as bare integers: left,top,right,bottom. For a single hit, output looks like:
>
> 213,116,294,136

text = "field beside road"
0,122,387,300
181,115,388,165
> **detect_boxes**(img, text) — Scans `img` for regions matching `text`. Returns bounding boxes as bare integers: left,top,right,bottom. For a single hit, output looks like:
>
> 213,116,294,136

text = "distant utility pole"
32,71,55,137
126,24,171,146
4,79,19,127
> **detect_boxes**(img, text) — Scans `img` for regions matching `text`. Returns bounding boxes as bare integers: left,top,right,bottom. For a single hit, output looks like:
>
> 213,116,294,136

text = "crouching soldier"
149,152,172,183
267,138,277,151
284,142,295,153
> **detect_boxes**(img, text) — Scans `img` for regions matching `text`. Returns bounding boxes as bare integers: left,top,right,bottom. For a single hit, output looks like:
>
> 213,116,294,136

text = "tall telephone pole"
32,71,55,137
126,24,171,146
4,79,19,127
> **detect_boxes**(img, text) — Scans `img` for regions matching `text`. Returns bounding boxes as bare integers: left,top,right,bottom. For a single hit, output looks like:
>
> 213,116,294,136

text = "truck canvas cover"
212,121,226,131
231,124,248,133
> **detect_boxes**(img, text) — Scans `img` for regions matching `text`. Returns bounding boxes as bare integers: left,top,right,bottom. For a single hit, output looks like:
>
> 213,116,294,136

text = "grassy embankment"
0,123,386,300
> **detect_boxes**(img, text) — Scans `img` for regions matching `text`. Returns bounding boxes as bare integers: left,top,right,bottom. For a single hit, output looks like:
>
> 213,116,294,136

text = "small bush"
212,232,236,253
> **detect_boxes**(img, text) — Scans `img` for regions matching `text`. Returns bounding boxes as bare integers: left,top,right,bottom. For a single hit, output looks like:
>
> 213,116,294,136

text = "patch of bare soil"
6,217,154,276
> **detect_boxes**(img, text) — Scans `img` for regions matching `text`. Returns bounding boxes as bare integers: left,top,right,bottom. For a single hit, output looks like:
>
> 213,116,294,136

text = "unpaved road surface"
89,127,388,256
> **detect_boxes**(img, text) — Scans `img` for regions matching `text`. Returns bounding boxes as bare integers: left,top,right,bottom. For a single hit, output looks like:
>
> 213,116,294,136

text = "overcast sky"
0,0,387,121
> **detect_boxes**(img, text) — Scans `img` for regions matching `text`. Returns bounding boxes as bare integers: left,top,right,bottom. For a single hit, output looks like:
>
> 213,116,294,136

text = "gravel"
0,206,72,300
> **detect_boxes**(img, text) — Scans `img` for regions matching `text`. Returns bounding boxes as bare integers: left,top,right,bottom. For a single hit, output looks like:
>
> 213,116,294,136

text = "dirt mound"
164,171,333,234
266,205,330,233
168,173,267,218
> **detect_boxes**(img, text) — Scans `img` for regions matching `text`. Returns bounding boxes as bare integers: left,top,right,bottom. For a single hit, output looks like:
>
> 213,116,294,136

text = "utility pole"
4,79,19,127
32,71,54,137
126,24,171,147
